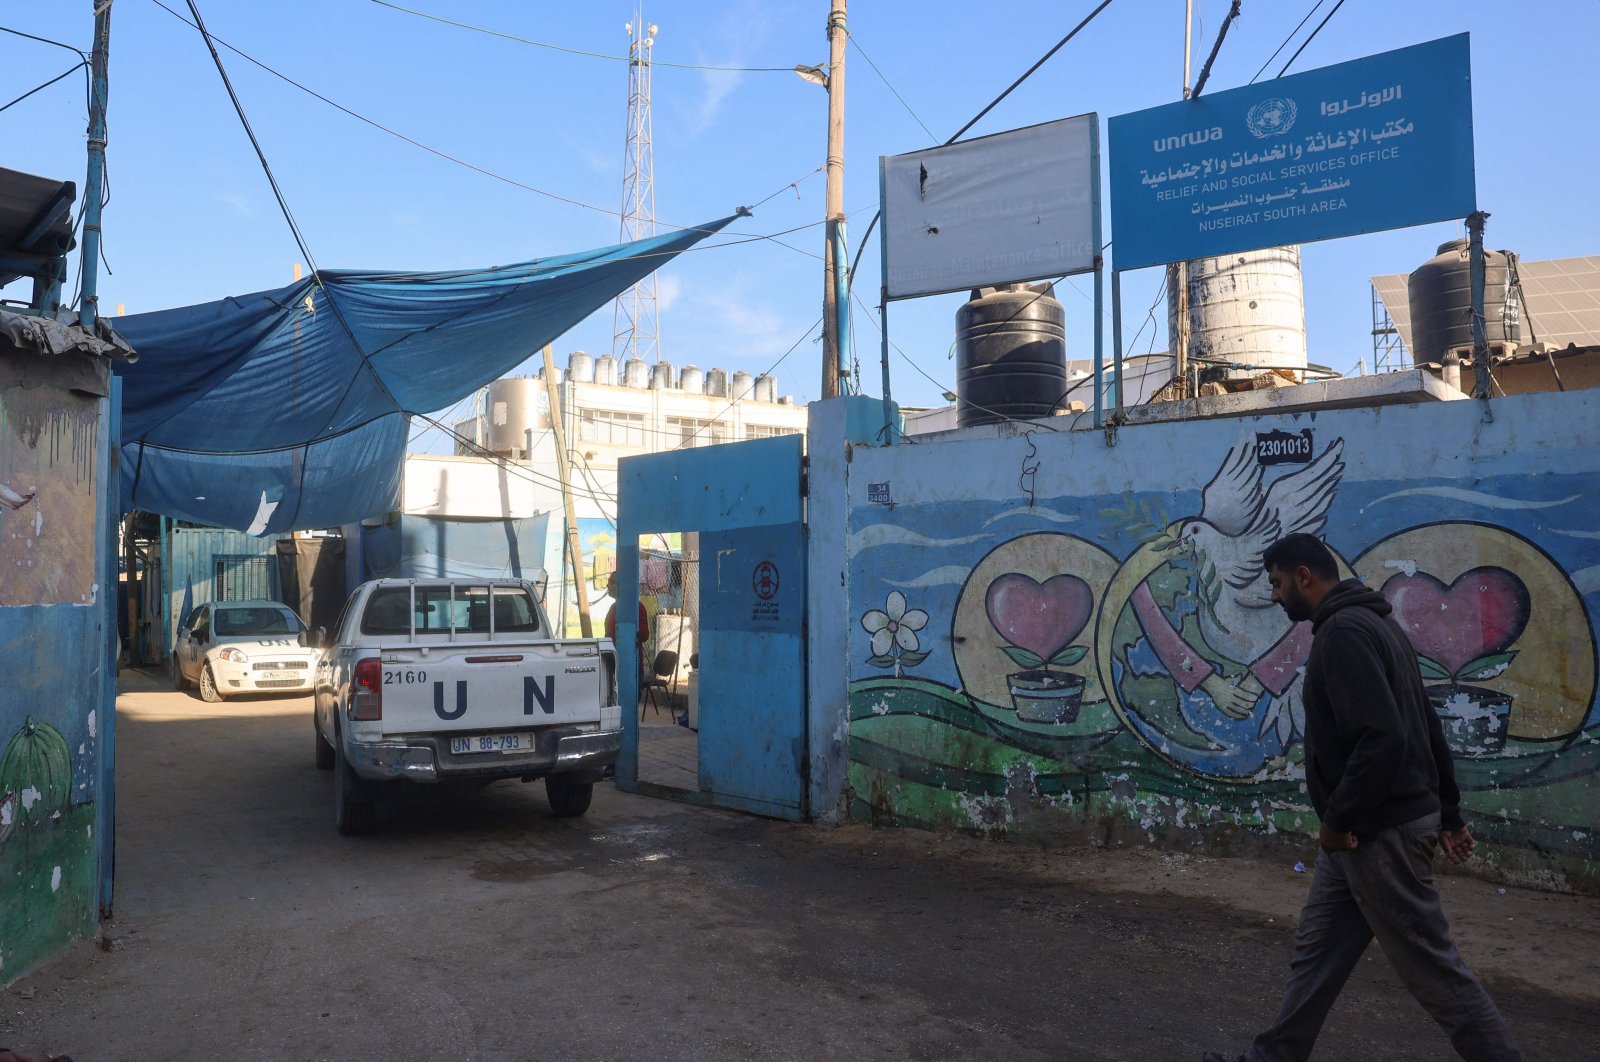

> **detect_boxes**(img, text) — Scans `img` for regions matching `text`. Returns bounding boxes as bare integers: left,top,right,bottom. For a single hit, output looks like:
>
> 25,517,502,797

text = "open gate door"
615,435,807,820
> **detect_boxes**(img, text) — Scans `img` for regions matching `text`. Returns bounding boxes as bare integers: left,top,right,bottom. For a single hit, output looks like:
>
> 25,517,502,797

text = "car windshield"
213,607,303,637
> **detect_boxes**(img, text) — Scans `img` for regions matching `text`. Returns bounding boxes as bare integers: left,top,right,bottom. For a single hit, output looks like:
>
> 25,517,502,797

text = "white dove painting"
1116,436,1345,775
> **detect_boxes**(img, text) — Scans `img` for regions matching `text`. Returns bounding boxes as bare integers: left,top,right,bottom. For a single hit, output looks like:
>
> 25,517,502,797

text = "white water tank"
622,357,650,388
567,350,594,383
650,360,675,390
753,374,778,403
1169,246,1308,379
678,365,704,394
594,354,618,386
730,371,754,400
705,368,728,397
485,376,550,454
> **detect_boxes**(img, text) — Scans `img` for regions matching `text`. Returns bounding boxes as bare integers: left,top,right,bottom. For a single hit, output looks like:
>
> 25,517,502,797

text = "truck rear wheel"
334,738,377,835
545,775,593,818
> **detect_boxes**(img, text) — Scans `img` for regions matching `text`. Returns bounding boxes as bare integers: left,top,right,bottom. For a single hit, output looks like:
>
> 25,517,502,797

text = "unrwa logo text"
1152,125,1223,153
1246,97,1297,138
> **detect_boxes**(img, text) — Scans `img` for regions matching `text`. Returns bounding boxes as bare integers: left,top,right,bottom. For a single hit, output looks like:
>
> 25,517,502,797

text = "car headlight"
217,647,247,663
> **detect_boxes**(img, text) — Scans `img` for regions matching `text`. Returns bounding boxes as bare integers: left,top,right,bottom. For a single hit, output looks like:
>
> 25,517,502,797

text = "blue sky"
6,1,1599,446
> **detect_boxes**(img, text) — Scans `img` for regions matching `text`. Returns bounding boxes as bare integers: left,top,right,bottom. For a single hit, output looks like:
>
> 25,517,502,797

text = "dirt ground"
5,669,1597,1060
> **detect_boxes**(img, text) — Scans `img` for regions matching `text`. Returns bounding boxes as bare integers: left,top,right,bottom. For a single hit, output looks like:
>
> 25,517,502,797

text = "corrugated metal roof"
1372,255,1600,360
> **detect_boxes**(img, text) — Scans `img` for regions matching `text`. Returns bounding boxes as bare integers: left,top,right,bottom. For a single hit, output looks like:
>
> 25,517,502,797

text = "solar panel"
1371,255,1600,361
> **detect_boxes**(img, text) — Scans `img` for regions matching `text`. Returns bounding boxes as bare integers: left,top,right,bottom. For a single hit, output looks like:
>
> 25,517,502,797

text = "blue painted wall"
1,364,112,980
827,389,1600,892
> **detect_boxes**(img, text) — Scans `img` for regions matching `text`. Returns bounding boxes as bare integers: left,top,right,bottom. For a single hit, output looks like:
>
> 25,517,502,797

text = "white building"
427,352,807,633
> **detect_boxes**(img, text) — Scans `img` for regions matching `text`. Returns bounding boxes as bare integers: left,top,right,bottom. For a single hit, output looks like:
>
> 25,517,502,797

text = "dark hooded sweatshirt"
1303,579,1464,839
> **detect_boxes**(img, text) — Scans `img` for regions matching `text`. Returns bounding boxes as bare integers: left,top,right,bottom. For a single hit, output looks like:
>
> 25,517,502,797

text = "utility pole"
821,0,849,398
1172,0,1194,396
79,0,113,329
541,345,593,638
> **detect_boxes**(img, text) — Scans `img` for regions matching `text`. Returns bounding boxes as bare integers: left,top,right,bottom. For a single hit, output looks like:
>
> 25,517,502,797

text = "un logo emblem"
1246,97,1298,138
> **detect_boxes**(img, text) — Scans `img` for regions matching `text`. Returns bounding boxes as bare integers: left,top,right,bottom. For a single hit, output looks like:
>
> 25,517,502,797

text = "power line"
946,0,1117,144
148,0,824,248
846,29,937,143
845,0,1121,298
1250,0,1327,83
0,24,88,60
367,0,796,73
1277,0,1348,78
675,318,822,450
0,60,87,115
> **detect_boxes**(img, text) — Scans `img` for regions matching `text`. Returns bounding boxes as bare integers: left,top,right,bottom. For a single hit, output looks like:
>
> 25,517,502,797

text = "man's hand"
1318,822,1358,852
1440,825,1477,864
1203,673,1265,719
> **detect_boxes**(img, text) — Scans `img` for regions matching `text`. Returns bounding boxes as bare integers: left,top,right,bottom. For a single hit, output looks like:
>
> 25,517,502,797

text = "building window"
667,416,727,448
578,408,646,447
744,424,799,440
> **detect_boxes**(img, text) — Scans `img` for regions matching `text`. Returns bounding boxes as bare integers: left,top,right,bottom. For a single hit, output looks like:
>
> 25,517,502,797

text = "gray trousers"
1247,813,1521,1062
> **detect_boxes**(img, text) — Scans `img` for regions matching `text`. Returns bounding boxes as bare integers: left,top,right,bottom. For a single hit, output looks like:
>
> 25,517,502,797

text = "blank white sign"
882,114,1099,300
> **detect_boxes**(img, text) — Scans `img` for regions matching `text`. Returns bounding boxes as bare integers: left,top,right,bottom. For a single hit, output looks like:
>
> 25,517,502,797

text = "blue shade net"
113,217,735,535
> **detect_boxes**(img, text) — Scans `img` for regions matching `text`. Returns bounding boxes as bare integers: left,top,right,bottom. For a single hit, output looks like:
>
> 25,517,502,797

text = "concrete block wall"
818,389,1600,892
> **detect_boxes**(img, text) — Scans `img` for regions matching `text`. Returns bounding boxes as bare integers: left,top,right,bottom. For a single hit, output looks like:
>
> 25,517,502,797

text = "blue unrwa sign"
1109,34,1476,272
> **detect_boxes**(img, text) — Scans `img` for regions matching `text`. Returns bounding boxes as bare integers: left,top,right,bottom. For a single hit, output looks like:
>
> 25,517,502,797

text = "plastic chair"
641,649,679,717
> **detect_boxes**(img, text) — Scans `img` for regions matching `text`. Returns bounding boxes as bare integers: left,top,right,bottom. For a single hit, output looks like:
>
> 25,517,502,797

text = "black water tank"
955,282,1068,427
1406,238,1522,364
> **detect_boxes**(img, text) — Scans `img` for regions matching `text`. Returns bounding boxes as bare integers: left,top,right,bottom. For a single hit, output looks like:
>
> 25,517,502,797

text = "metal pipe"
79,0,112,329
821,0,848,399
831,218,851,394
1111,271,1125,411
1467,210,1491,398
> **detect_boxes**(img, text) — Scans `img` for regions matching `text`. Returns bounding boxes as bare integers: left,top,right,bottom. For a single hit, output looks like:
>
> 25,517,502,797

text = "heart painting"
985,573,1094,670
1383,566,1531,680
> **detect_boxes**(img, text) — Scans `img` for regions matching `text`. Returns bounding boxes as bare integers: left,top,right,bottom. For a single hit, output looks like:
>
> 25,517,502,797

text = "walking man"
1205,533,1521,1062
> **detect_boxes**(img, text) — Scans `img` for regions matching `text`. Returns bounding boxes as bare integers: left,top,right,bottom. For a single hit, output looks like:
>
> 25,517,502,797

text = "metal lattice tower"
611,9,659,364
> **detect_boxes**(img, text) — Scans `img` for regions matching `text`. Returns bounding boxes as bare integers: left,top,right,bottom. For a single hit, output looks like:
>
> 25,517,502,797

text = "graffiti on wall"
847,426,1599,882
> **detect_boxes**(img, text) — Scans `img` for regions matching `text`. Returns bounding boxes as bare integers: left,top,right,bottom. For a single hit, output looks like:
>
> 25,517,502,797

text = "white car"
172,600,322,702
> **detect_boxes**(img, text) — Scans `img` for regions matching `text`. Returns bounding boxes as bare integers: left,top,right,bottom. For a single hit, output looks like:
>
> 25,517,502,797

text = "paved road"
5,670,1594,1059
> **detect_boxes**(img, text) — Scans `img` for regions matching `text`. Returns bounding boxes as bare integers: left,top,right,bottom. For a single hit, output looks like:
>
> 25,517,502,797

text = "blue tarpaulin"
113,217,735,533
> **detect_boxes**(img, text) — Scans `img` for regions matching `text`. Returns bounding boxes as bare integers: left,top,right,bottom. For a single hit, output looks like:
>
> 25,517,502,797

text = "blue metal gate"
616,435,807,820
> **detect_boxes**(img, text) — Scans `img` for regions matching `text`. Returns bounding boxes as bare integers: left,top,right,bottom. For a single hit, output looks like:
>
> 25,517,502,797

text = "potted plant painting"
1384,567,1530,756
985,573,1093,724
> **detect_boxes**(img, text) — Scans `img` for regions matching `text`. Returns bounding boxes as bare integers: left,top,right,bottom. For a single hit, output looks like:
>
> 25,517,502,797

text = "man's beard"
1279,586,1313,624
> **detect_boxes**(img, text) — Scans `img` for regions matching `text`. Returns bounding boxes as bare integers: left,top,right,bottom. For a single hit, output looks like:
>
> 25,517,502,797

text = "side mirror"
301,627,328,650
195,630,209,645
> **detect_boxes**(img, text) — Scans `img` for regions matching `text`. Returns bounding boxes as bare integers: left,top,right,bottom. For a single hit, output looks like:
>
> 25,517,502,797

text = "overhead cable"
1249,0,1327,83
0,61,88,115
1276,0,1348,78
846,29,938,143
367,0,795,72
0,24,88,60
846,0,1120,296
149,0,824,250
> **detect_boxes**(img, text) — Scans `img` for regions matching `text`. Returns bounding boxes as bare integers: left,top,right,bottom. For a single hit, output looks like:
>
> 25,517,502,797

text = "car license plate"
261,671,295,681
451,733,534,755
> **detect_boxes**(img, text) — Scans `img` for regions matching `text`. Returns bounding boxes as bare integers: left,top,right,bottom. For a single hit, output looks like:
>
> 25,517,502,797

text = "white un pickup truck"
308,577,621,834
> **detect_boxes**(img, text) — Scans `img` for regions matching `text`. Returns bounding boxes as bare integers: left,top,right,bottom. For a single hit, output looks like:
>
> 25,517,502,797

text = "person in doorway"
603,572,650,696
1205,533,1520,1062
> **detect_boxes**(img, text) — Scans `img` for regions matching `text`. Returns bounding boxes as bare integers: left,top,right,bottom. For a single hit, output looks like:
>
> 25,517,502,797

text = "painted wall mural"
1,373,106,980
843,396,1600,890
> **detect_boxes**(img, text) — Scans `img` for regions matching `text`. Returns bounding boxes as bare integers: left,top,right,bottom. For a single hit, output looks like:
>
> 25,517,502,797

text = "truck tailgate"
375,642,606,735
